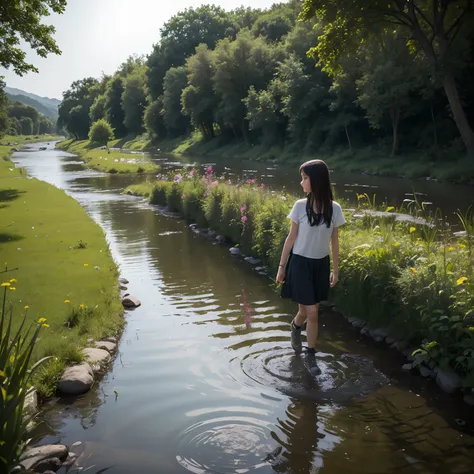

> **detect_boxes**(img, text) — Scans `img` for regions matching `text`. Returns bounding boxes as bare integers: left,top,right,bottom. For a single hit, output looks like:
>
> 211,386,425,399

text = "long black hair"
299,159,333,228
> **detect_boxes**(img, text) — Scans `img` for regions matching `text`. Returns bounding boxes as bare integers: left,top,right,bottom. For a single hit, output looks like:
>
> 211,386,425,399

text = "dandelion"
9,278,17,283
459,243,467,249
9,287,16,291
409,227,416,234
38,318,47,323
64,299,71,303
456,276,468,285
79,304,85,308
410,267,417,275
1,282,11,287
241,215,248,223
447,247,455,252
84,263,89,267
42,323,50,328
24,305,29,309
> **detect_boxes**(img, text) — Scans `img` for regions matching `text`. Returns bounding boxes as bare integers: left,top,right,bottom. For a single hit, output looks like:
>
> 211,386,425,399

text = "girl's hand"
276,267,286,284
330,270,338,288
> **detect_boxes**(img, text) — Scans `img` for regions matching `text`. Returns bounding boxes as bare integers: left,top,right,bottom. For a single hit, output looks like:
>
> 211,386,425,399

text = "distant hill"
5,86,60,120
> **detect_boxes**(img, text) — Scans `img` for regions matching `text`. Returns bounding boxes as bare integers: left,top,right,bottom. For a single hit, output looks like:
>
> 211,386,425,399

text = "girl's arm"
330,227,339,287
276,221,298,283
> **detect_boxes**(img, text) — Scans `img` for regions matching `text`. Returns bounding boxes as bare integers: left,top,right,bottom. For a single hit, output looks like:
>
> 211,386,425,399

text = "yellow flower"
409,227,416,234
1,282,11,287
42,323,50,328
9,287,16,291
24,305,29,309
410,267,417,275
456,276,468,286
9,278,17,283
79,304,84,308
38,317,47,323
64,299,71,303
392,242,401,247
84,263,89,267
447,247,455,252
459,243,467,249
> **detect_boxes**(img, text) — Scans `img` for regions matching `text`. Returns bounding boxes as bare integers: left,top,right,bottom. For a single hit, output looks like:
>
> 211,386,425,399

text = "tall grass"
126,167,474,388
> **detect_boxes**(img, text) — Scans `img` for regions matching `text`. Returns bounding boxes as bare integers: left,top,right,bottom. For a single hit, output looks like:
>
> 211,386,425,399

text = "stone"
71,442,82,448
385,336,396,345
463,394,474,406
428,360,436,370
104,336,118,344
57,364,94,395
402,363,413,371
126,189,134,195
351,319,365,329
83,348,111,370
419,365,433,378
119,277,129,284
255,266,265,272
374,336,384,343
369,327,390,340
62,452,77,467
120,284,128,290
216,235,226,244
122,294,141,308
95,340,117,353
207,230,217,238
20,445,68,472
360,326,370,336
229,247,242,256
32,457,62,473
244,256,261,265
23,388,38,418
436,369,461,394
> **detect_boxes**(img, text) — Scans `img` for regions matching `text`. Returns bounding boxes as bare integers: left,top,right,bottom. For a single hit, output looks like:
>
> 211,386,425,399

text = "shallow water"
11,143,474,474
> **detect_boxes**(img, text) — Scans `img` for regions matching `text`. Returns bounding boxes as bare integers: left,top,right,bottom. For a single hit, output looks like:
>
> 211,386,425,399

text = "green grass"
126,168,474,389
1,138,123,397
57,138,160,174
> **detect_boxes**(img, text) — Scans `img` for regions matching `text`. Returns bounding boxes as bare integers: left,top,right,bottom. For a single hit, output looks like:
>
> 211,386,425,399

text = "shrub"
88,119,114,146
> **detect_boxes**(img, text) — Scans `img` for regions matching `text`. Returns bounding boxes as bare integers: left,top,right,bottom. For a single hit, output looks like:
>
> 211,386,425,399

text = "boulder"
57,364,94,395
95,340,117,354
20,445,68,472
402,363,413,371
436,369,461,394
119,277,129,284
122,294,141,308
229,247,242,257
419,365,433,378
32,457,62,473
351,318,365,329
83,348,111,371
244,256,261,265
23,388,38,418
216,235,226,244
369,327,389,340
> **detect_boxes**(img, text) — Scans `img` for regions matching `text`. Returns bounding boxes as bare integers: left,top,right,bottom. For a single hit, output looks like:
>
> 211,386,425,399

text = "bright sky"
1,0,277,100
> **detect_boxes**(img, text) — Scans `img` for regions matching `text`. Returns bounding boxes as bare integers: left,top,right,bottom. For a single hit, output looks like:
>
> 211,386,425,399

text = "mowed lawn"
0,137,123,395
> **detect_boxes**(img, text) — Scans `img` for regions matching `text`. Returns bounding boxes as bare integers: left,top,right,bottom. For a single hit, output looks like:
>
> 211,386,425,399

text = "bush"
88,119,114,145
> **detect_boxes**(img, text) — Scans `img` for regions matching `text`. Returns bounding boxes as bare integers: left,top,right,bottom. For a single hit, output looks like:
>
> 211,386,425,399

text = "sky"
1,0,277,100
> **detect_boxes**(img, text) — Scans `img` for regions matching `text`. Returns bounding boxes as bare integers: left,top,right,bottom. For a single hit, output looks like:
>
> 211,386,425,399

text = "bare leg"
304,304,319,349
294,305,307,327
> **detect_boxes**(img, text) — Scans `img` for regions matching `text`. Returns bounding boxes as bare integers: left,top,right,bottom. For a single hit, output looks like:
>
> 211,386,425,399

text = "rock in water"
244,256,261,265
58,364,94,395
229,247,242,257
436,369,461,394
119,277,129,284
95,340,117,354
216,235,226,244
83,348,111,372
20,445,68,472
122,294,141,308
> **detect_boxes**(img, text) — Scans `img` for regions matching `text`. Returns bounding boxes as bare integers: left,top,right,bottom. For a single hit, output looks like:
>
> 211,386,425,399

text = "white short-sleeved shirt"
288,199,346,259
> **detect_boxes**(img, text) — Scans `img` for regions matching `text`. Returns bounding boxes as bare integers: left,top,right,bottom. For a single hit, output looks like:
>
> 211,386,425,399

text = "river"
11,142,474,474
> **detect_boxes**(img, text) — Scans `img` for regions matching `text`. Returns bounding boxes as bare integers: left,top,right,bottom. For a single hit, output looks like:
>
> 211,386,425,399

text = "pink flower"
241,215,248,223
228,179,232,185
207,166,213,172
174,174,182,183
181,194,186,199
211,180,218,186
260,183,265,188
240,204,247,214
189,169,195,176
247,179,255,184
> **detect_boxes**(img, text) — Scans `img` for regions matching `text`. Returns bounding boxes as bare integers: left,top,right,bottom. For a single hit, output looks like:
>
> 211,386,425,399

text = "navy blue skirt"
280,253,330,306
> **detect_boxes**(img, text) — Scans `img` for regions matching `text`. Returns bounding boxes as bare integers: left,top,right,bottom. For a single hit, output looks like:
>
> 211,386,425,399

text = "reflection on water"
13,143,474,474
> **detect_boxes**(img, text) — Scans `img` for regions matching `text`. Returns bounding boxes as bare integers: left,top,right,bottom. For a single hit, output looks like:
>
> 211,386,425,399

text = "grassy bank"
57,138,160,174
126,167,474,390
1,136,123,397
72,131,474,185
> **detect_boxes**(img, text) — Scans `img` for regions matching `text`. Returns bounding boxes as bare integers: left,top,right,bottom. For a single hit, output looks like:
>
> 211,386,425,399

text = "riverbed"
11,142,474,474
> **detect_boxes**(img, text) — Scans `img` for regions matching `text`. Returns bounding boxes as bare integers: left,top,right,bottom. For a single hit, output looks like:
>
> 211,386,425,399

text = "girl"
276,160,345,376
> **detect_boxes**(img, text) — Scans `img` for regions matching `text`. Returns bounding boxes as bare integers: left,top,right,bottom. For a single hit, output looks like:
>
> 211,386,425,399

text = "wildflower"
459,243,466,249
410,267,417,275
456,276,468,286
386,206,395,212
42,323,50,328
241,215,248,223
189,169,195,176
84,263,89,267
207,166,213,172
281,196,287,201
409,227,416,234
1,282,11,287
240,204,247,214
24,305,29,309
228,179,232,185
247,179,255,184
211,180,218,186
181,194,186,199
9,287,16,291
38,318,47,323
64,299,71,303
9,278,17,283
79,304,85,308
174,174,183,183
260,183,265,188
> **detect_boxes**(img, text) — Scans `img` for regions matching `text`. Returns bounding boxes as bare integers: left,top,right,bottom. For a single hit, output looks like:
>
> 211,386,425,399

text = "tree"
181,45,218,140
144,97,166,139
8,116,22,135
8,101,40,134
88,119,114,145
68,105,90,139
39,115,55,134
0,80,9,138
162,66,189,136
300,0,474,151
0,0,67,75
146,5,234,98
19,116,34,135
89,94,107,123
121,67,147,135
105,76,127,138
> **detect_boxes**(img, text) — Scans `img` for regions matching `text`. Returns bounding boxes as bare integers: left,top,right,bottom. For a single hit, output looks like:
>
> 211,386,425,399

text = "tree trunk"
390,107,400,156
344,123,353,153
430,103,438,150
241,119,249,145
440,74,474,151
